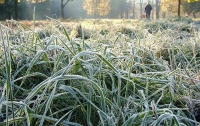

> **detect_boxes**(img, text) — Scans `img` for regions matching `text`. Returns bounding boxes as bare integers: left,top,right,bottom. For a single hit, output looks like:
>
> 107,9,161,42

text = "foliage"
0,0,52,20
182,0,200,16
161,0,183,13
0,0,4,4
83,0,111,16
188,0,199,2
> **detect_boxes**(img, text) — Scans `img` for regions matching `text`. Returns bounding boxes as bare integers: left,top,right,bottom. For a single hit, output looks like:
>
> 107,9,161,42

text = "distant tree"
161,0,184,17
61,0,74,19
109,0,133,19
14,0,18,20
182,0,200,18
107,0,132,19
161,0,182,17
188,0,199,2
139,0,143,19
83,0,110,17
0,0,53,20
0,0,18,20
155,0,160,19
108,0,119,18
0,0,4,4
119,0,129,18
178,0,181,17
0,0,4,20
132,0,135,18
125,1,132,18
63,0,87,19
4,0,13,19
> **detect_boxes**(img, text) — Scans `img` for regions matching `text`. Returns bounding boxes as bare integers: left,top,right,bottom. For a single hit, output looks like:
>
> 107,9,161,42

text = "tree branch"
63,0,70,7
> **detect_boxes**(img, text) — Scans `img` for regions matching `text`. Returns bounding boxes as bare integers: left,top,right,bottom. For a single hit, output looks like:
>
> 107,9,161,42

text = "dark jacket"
145,4,152,15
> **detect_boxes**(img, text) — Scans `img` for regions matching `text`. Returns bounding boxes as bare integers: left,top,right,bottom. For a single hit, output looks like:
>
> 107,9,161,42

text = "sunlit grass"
0,18,200,125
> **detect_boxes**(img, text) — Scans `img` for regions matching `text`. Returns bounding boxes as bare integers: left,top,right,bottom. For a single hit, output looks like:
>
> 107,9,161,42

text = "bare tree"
178,0,181,17
155,0,160,19
140,0,143,19
152,0,154,19
61,0,73,19
132,0,135,18
14,0,18,20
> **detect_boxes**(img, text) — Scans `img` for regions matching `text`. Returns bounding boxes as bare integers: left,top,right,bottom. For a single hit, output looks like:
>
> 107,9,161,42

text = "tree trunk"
178,0,181,17
152,0,154,19
163,12,166,18
126,10,128,19
193,12,196,18
132,0,135,19
140,0,143,19
14,0,18,20
61,0,64,19
120,12,123,19
155,0,159,19
95,0,97,19
8,13,11,19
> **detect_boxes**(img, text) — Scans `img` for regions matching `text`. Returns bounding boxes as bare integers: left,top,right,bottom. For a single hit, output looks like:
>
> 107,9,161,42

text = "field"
0,17,200,125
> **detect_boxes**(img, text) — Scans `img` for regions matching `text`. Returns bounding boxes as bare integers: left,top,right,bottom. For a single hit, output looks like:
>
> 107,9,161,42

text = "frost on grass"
0,18,200,125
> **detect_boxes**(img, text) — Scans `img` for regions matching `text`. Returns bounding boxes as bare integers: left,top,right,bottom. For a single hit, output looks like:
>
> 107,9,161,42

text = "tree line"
0,0,199,20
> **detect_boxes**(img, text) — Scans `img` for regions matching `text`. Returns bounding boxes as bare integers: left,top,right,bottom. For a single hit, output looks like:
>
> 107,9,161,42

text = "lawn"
0,17,200,125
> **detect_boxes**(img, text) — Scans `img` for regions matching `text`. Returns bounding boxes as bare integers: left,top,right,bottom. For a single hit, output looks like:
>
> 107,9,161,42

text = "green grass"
0,18,200,126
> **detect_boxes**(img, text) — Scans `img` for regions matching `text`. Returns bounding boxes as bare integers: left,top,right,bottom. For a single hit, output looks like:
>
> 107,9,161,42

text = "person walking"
145,1,152,19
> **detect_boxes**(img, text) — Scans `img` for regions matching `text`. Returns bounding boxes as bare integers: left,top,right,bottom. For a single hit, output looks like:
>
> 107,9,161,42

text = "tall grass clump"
0,18,200,126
